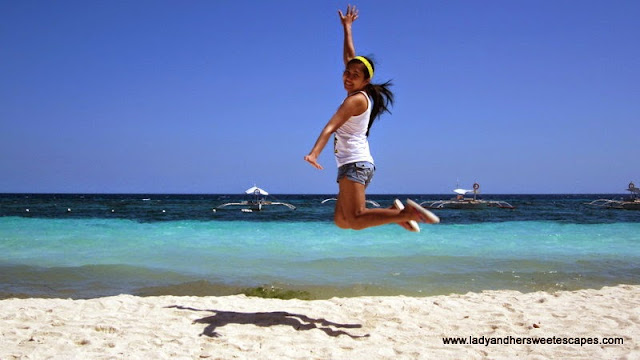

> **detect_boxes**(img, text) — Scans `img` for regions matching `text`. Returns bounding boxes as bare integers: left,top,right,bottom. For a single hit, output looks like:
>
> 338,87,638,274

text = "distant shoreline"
0,192,630,196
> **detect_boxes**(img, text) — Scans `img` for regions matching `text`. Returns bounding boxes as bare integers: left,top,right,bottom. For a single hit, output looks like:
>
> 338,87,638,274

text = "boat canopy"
453,188,473,195
245,186,269,196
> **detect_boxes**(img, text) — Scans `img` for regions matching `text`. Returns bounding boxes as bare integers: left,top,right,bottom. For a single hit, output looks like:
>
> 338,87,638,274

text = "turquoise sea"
1,194,639,299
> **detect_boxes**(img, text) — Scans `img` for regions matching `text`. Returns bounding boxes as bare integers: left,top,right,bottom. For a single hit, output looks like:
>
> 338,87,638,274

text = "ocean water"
1,193,639,299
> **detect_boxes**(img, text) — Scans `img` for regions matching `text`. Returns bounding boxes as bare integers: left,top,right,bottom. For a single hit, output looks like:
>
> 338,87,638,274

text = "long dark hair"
348,56,394,136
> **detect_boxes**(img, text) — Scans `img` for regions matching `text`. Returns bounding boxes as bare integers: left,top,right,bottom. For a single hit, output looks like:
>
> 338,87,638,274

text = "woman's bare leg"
334,178,419,230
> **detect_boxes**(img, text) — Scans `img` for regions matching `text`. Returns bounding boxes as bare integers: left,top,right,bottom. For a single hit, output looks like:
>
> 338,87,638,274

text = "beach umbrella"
245,186,269,196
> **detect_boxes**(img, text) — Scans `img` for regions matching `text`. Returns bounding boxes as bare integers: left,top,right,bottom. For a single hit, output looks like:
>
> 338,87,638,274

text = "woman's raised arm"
338,5,358,66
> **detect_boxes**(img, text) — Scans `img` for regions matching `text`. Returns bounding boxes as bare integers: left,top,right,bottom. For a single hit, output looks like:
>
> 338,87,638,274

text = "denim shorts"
337,161,375,187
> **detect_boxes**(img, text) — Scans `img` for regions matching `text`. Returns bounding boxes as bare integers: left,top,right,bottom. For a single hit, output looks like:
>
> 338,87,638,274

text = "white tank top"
334,91,374,167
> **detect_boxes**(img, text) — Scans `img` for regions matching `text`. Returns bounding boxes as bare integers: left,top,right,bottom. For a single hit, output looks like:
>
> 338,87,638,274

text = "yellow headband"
354,56,374,79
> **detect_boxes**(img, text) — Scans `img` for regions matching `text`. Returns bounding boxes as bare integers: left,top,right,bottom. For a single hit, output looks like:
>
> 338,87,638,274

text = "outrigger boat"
587,182,640,210
320,198,381,207
216,186,296,212
421,183,515,210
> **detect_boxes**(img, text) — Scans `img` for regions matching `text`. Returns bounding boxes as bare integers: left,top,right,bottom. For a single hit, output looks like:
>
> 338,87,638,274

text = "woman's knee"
335,210,366,230
334,218,351,229
334,213,351,229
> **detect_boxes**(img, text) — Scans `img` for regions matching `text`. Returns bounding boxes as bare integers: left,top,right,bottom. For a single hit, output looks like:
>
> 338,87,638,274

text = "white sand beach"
1,285,638,359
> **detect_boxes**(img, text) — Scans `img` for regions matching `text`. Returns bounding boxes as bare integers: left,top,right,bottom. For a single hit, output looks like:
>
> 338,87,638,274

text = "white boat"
320,198,381,207
421,183,514,210
216,186,296,212
587,182,640,210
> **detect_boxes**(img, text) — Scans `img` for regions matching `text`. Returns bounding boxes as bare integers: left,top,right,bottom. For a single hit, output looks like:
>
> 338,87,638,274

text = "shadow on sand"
167,305,370,339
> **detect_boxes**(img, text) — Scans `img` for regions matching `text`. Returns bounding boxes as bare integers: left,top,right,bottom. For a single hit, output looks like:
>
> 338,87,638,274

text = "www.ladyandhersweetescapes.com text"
442,335,624,346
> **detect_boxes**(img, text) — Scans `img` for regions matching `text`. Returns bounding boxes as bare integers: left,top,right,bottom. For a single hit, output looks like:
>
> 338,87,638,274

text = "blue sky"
1,1,638,194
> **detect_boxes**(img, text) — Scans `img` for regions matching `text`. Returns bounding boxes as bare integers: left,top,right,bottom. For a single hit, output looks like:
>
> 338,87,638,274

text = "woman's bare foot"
406,199,440,224
391,199,420,232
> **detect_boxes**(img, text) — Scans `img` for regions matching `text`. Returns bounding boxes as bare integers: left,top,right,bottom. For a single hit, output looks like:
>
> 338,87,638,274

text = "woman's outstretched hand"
338,4,359,26
304,154,324,170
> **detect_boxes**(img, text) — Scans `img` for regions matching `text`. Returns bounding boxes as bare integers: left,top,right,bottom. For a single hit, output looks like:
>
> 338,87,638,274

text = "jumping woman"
304,5,439,231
